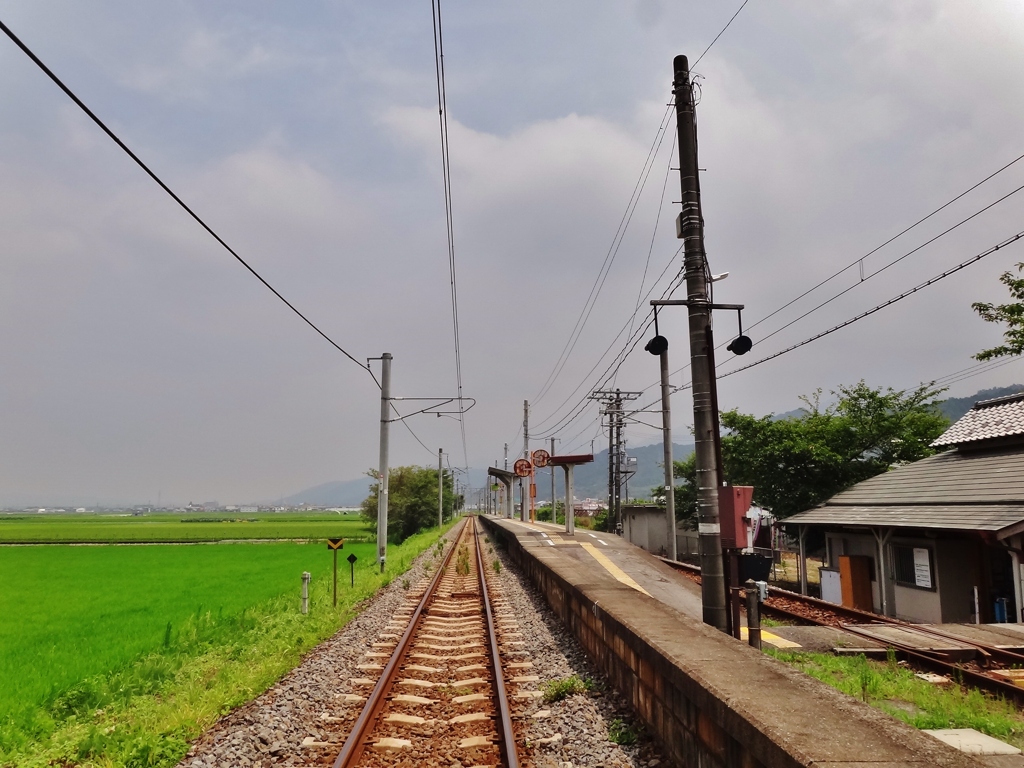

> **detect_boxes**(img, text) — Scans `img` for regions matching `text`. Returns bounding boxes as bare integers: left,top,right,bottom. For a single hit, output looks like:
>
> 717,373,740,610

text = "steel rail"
333,518,468,768
837,624,1024,706
472,516,520,768
659,558,1024,703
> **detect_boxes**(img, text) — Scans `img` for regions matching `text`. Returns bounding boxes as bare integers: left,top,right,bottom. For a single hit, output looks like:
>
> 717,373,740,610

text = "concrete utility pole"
523,400,529,521
588,389,638,533
659,342,678,560
438,448,443,527
673,54,727,631
607,403,615,523
550,437,556,523
376,353,392,574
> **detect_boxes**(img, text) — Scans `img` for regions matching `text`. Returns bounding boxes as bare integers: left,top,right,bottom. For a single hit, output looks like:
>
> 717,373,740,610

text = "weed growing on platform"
769,651,1024,748
543,675,591,703
492,558,501,574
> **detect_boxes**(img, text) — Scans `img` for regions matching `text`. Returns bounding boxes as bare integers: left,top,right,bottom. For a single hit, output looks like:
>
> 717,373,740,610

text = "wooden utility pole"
673,54,727,632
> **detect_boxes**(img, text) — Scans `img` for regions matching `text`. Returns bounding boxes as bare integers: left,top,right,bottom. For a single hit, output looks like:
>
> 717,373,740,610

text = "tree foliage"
973,262,1024,361
360,465,460,544
670,381,949,523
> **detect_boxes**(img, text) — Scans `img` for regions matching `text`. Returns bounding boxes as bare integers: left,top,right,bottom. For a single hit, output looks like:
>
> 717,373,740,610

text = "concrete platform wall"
480,516,981,768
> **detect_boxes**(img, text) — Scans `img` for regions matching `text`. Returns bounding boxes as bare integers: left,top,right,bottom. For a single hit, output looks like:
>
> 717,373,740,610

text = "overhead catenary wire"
430,0,469,470
529,102,677,409
692,0,751,70
661,167,1024,386
682,229,1024,388
743,150,1024,338
0,18,376,384
745,180,1024,352
530,250,685,438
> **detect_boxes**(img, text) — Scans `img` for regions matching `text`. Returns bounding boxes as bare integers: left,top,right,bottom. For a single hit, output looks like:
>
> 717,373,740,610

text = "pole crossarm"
385,396,477,422
651,300,744,310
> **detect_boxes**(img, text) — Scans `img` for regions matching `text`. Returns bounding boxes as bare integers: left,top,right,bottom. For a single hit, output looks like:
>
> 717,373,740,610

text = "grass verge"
769,650,1024,748
0,525,452,768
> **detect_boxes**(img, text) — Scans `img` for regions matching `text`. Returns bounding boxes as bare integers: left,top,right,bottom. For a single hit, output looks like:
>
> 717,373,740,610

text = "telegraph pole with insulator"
673,54,727,632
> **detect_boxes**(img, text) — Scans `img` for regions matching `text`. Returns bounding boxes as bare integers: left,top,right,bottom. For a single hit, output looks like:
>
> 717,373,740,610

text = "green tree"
669,381,949,522
360,465,459,543
972,262,1024,360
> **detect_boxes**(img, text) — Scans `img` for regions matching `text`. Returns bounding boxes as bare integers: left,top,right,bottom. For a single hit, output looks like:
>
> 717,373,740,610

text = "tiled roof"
932,391,1024,448
782,447,1024,532
783,504,1024,532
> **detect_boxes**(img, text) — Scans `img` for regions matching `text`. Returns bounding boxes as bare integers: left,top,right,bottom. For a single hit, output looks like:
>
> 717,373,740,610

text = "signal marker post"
347,552,357,587
327,538,345,607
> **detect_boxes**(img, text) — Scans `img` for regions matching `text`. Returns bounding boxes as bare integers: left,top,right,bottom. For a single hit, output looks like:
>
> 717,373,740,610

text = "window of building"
893,544,934,590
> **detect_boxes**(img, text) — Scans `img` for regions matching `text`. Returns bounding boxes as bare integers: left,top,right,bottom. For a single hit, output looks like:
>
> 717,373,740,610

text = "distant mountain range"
282,384,1023,507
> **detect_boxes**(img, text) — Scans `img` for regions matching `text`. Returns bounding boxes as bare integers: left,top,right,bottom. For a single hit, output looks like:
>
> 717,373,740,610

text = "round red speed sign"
531,449,551,468
513,458,532,477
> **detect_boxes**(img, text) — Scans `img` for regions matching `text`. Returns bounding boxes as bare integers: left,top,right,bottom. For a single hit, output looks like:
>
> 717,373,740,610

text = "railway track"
660,557,1024,705
332,516,520,768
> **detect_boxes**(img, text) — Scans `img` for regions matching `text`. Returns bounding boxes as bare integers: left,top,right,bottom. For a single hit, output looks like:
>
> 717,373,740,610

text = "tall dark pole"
607,406,614,525
673,55,727,631
376,352,392,574
613,389,623,532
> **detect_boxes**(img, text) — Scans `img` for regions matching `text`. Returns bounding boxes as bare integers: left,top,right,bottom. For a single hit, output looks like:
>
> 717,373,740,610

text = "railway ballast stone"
178,522,666,768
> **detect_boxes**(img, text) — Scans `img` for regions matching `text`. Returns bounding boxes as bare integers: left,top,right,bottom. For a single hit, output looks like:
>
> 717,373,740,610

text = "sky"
1,1,1023,507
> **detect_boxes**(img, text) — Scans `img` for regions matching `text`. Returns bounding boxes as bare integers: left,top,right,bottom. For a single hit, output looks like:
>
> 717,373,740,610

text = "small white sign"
913,547,932,589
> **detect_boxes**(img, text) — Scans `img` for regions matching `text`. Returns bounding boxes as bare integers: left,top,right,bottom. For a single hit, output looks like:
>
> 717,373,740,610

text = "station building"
782,391,1024,624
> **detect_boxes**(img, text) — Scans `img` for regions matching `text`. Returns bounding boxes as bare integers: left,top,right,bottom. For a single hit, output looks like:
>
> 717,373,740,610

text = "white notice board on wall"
913,547,932,588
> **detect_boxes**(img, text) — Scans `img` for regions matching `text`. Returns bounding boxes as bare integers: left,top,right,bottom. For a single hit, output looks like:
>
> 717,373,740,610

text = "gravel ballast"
178,521,667,768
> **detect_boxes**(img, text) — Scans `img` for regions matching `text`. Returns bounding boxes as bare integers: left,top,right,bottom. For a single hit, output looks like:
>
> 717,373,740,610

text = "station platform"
481,515,1023,768
504,519,1024,660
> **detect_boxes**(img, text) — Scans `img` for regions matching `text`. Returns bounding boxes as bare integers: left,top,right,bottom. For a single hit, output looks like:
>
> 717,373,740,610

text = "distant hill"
283,385,1023,507
937,384,1024,423
548,442,695,502
280,477,375,507
768,384,1024,425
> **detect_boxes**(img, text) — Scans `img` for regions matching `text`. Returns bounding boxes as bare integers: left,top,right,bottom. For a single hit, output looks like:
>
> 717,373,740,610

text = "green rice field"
0,517,452,767
0,541,372,720
0,511,370,543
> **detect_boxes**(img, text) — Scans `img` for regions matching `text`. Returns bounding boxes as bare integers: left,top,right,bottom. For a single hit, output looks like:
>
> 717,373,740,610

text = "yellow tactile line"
739,626,801,648
580,542,651,596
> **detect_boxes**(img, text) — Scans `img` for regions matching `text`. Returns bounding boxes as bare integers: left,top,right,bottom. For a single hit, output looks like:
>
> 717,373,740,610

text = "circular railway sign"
531,449,551,468
513,458,532,477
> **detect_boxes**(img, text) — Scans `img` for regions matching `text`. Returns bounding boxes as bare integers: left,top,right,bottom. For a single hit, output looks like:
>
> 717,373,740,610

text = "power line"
430,0,469,470
692,0,751,69
931,356,1024,389
532,244,683,432
663,167,1024,386
745,151,1024,338
0,18,376,384
696,229,1024,386
530,103,676,408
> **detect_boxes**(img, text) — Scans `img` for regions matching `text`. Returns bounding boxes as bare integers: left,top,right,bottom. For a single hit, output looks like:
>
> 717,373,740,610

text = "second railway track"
332,516,519,768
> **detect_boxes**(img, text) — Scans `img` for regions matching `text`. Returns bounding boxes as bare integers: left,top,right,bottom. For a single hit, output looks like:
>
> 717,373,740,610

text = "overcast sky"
1,1,1023,506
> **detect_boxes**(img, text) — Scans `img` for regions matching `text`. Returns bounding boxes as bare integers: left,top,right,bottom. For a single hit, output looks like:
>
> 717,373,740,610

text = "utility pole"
550,437,557,523
376,352,392,574
523,400,529,521
673,54,727,631
610,393,618,532
438,448,443,527
660,340,678,560
607,403,615,524
589,389,640,534
504,443,508,471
